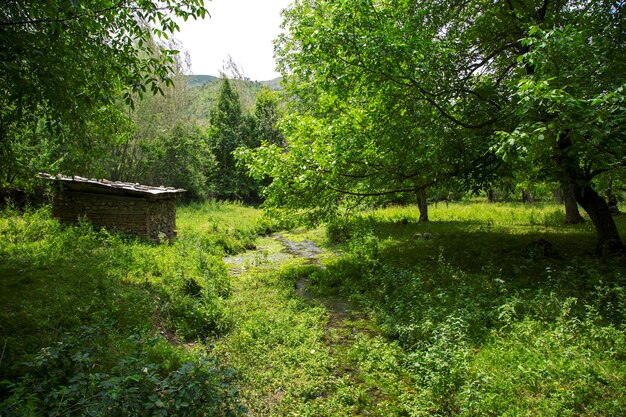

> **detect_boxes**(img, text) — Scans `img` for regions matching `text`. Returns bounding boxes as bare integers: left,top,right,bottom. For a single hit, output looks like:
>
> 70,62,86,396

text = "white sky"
175,0,293,81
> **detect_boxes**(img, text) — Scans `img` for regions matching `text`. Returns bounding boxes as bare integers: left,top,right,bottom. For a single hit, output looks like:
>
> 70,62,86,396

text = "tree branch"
462,41,519,82
536,0,550,22
589,160,626,180
0,2,128,26
407,82,499,129
326,185,421,197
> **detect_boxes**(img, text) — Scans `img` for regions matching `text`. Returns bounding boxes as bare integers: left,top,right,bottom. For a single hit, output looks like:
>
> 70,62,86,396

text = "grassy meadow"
1,201,625,416
0,202,267,416
311,203,626,415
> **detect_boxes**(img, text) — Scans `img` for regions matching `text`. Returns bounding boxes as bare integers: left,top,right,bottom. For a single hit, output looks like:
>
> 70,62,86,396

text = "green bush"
166,293,231,340
0,328,245,417
0,202,267,415
326,219,353,243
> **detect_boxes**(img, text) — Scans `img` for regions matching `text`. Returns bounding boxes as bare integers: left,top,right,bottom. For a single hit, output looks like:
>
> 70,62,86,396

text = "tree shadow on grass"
357,215,624,272
0,248,158,378
314,216,626,347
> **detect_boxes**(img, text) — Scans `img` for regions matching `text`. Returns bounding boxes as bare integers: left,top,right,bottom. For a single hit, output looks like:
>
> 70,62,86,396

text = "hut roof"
38,173,186,199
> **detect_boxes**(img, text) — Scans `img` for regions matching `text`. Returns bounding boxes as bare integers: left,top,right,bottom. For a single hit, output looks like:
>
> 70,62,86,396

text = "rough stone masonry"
39,173,185,241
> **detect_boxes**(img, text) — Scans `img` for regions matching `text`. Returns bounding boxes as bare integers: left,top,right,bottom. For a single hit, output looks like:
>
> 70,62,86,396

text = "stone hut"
39,173,186,241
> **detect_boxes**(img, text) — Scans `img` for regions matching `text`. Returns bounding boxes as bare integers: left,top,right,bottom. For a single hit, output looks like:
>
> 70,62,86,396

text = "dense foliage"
241,0,625,252
0,1,285,203
0,0,207,188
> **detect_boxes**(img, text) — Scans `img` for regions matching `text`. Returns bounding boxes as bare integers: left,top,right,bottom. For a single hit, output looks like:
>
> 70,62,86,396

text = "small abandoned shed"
39,173,186,241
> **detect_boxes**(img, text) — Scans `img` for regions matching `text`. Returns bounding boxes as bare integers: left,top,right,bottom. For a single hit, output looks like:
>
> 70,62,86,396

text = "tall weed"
313,202,626,415
0,203,260,415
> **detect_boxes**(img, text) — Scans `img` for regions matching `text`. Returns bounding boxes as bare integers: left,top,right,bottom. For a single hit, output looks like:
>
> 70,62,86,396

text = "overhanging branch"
0,2,127,26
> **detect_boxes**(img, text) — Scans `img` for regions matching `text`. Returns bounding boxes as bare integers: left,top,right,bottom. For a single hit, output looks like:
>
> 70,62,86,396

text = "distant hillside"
186,75,282,91
186,74,220,88
260,77,282,91
186,75,284,122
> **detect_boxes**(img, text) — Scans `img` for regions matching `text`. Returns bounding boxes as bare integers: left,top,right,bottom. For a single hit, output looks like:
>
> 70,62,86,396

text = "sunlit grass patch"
0,203,259,415
177,201,266,254
216,261,332,414
369,201,597,233
217,254,420,416
177,200,264,236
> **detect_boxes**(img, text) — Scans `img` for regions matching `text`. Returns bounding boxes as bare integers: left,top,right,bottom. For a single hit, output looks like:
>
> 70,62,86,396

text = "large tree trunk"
606,175,620,214
574,185,623,256
556,133,623,255
562,182,584,224
486,189,495,203
416,187,429,222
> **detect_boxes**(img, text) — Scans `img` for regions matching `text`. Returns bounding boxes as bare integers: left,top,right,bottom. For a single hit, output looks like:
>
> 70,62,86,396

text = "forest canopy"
240,0,626,253
0,0,207,187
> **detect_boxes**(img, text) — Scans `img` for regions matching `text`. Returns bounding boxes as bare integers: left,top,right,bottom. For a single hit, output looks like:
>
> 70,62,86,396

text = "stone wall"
52,190,177,240
147,198,177,240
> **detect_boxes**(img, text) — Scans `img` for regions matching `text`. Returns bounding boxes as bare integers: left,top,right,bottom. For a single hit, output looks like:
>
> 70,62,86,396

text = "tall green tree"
107,66,215,200
497,10,626,253
208,78,260,200
0,0,207,187
242,0,507,223
246,0,624,252
254,86,285,147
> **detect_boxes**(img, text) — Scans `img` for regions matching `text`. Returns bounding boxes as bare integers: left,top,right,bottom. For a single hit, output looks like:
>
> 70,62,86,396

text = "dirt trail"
273,234,374,341
222,233,390,413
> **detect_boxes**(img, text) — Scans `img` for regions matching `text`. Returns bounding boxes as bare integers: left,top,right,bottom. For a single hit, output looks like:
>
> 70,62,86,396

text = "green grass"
216,261,332,415
310,202,626,415
1,201,624,416
192,201,626,416
217,251,416,416
0,202,262,416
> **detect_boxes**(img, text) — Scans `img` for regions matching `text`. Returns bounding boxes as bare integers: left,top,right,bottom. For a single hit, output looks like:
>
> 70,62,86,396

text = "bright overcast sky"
175,0,294,81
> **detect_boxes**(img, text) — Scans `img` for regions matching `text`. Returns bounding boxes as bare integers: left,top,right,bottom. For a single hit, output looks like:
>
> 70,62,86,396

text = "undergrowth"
215,261,333,415
3,201,624,416
312,202,626,415
0,202,263,416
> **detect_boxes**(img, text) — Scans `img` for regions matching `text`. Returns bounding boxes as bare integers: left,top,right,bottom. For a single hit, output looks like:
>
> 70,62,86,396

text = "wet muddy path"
224,232,375,340
222,233,396,415
272,234,372,334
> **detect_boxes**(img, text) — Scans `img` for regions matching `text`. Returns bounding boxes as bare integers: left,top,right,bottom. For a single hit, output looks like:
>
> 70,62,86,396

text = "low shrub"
0,202,266,415
0,328,244,417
